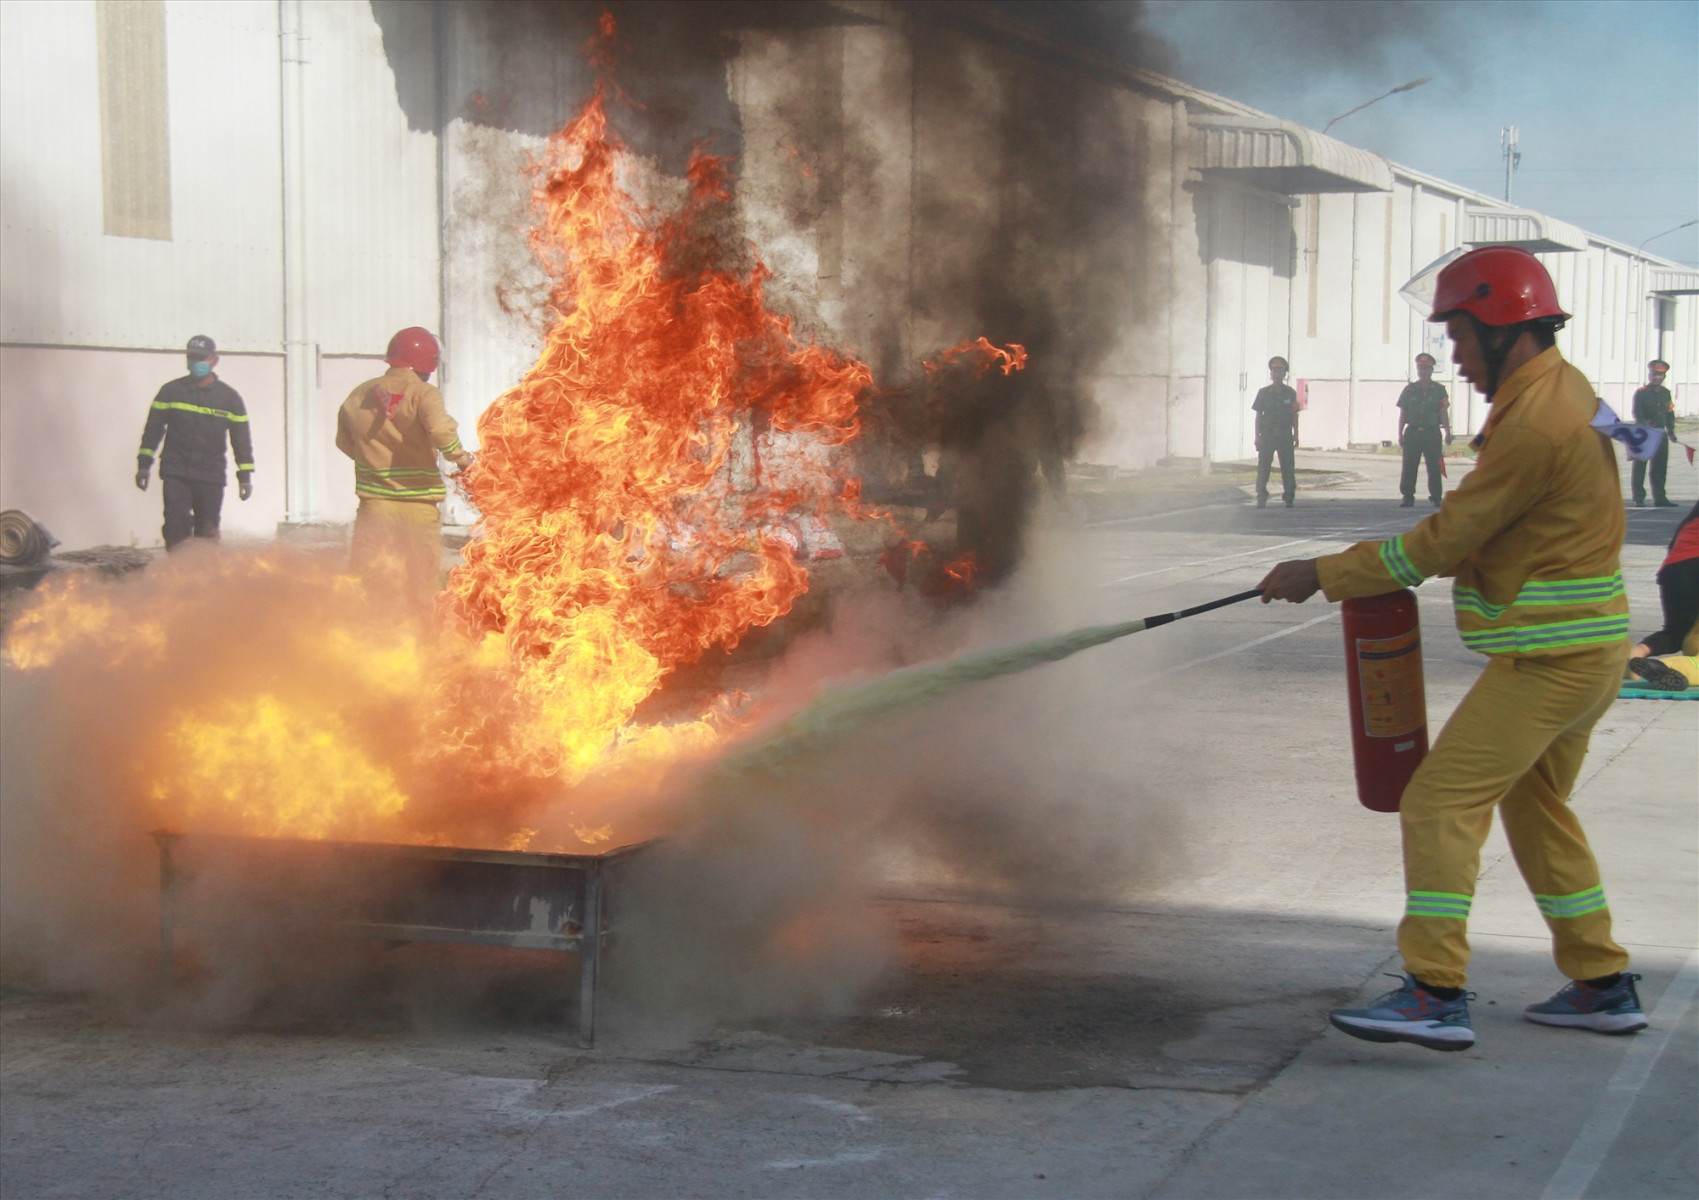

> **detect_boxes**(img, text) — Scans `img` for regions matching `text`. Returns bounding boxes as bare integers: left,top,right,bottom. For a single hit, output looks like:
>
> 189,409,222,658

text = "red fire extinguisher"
1341,590,1429,812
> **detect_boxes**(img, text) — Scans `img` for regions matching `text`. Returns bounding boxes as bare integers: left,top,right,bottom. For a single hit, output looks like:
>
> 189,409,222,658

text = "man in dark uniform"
1397,352,1452,507
1253,356,1299,508
1631,358,1677,507
135,335,255,549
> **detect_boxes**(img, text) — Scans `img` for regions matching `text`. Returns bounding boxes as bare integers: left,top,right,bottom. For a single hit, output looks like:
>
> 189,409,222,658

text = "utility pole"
1500,125,1520,203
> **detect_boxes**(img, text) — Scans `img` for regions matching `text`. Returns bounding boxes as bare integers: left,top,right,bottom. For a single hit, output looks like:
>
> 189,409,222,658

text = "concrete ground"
3,450,1695,1199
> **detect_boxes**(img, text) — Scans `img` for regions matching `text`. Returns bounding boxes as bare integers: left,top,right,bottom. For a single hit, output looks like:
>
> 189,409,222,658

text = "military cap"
1268,355,1289,369
1415,352,1437,366
1649,358,1669,371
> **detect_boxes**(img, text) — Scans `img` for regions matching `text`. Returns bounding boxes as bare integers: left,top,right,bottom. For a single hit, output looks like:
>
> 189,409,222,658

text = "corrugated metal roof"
1189,117,1393,194
1650,267,1699,295
1465,206,1588,253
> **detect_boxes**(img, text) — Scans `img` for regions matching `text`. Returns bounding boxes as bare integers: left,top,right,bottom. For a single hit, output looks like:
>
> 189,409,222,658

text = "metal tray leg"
154,832,177,981
577,863,602,1048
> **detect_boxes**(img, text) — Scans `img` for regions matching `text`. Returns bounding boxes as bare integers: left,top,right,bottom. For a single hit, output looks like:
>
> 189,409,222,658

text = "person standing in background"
1397,352,1451,508
1252,356,1299,509
135,335,254,549
1630,359,1677,507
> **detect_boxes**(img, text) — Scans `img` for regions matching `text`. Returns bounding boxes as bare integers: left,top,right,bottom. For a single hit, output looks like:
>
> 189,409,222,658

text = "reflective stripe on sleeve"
439,437,463,455
1379,536,1425,587
138,447,155,458
1405,890,1472,919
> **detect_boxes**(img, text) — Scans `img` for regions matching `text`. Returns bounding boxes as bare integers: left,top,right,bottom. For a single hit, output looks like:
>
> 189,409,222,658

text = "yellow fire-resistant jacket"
336,366,464,503
1318,346,1628,657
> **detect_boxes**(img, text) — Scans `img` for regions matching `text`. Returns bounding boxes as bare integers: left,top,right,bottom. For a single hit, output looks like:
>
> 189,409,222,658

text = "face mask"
190,361,213,378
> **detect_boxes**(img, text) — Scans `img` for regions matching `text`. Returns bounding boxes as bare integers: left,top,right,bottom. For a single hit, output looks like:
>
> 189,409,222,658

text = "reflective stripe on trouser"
348,496,443,613
1397,639,1629,989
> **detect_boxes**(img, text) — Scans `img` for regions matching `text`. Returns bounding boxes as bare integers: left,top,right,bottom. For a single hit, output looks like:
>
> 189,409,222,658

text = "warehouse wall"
3,0,1693,549
0,0,437,545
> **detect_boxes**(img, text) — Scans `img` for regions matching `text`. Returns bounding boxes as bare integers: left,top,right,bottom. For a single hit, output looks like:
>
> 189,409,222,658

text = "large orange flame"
431,79,871,787
5,27,1047,851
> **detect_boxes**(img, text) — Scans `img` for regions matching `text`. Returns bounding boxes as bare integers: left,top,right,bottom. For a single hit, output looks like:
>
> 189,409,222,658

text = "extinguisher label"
1356,630,1425,737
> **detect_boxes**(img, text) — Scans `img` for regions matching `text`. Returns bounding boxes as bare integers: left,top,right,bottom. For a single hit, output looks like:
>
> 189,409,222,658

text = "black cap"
1269,356,1289,369
186,334,216,356
1415,352,1437,365
1649,358,1669,371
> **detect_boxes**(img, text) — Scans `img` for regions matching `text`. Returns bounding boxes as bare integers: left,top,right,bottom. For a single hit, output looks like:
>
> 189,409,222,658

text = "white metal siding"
0,1,284,352
301,0,439,356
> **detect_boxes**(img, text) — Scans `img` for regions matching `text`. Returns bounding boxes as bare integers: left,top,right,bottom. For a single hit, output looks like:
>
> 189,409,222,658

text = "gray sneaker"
1525,974,1649,1035
1330,973,1476,1051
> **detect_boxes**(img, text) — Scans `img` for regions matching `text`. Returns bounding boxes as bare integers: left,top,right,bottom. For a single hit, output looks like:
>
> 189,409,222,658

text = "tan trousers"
1398,640,1630,989
348,497,443,614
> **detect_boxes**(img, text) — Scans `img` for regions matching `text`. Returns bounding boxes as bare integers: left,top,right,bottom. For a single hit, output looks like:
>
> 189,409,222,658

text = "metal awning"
1649,267,1699,295
1464,206,1588,253
1190,117,1393,194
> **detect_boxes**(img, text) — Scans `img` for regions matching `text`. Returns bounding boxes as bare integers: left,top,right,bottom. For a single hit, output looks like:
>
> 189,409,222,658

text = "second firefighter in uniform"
336,327,472,611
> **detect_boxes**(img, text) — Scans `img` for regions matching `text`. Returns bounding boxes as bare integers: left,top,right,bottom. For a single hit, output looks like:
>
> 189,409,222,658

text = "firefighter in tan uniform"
1259,246,1647,1052
336,327,472,611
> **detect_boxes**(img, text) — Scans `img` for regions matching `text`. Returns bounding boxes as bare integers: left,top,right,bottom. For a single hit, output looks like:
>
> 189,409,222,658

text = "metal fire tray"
151,831,655,1046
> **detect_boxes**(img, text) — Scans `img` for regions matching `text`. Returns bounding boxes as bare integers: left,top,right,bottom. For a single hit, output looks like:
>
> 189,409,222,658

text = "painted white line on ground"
1085,502,1241,527
1539,950,1699,1200
1134,609,1341,683
1097,516,1415,587
1102,537,1322,585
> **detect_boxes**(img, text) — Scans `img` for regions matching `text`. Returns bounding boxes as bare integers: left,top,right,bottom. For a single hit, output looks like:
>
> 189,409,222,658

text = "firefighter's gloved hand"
238,475,253,501
135,468,150,492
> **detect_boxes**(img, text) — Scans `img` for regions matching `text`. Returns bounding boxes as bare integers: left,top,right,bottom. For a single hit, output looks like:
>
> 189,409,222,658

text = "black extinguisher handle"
1140,588,1266,630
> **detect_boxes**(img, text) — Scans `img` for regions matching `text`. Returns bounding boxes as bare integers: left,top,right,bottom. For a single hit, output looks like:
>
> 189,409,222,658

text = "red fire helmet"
385,326,441,374
1428,245,1569,327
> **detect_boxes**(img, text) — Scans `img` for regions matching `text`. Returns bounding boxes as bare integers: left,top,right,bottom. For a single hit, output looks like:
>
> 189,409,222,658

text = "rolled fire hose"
0,510,58,567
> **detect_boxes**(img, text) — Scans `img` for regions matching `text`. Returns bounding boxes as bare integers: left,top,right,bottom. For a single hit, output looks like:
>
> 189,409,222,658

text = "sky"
1142,0,1699,265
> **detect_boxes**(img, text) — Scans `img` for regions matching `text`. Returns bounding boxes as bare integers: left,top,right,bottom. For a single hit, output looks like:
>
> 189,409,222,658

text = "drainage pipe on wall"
1346,192,1362,446
279,0,317,524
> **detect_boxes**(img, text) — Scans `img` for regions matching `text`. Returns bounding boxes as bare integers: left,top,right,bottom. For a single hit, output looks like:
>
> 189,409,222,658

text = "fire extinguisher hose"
719,587,1266,781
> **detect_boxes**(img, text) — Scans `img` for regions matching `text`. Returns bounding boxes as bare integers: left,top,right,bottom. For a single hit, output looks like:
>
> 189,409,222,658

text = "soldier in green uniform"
1397,352,1451,507
1631,358,1678,507
1253,356,1299,508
